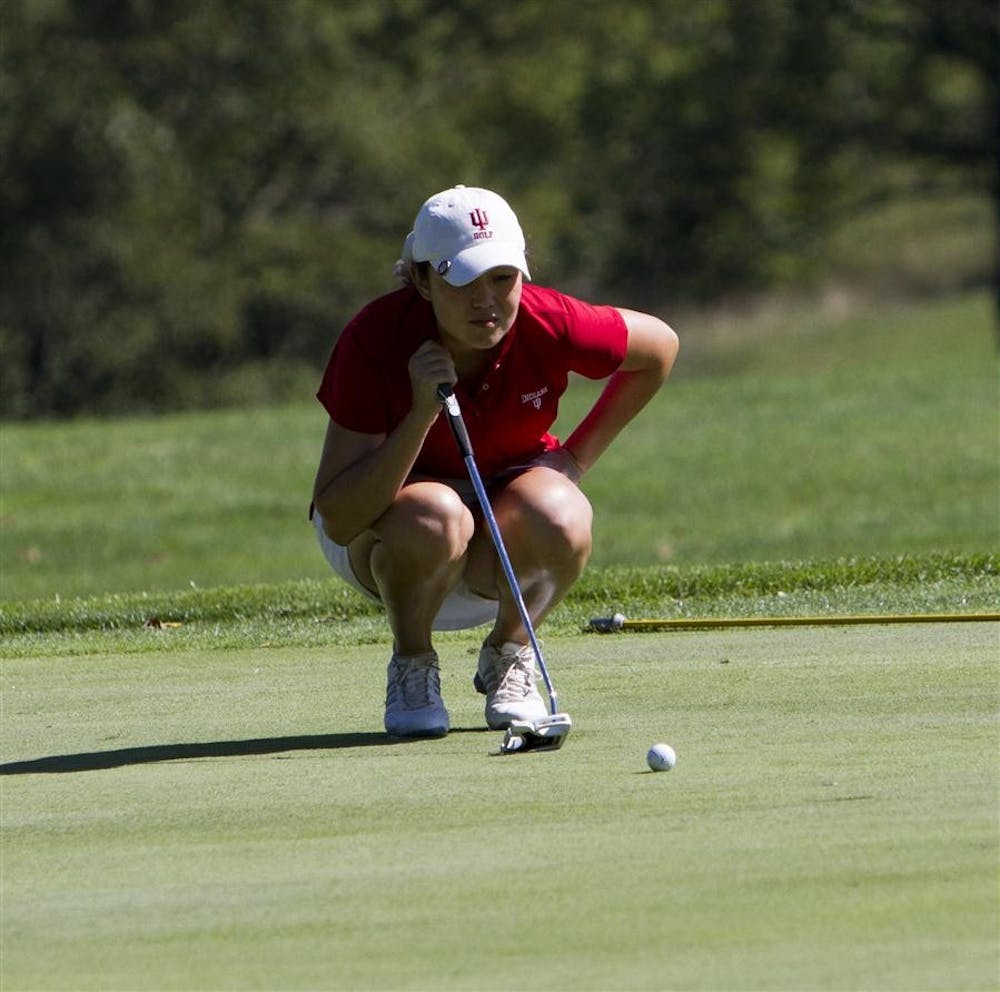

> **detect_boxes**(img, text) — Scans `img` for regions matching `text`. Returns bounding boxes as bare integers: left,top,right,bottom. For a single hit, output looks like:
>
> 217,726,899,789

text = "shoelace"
491,651,536,701
390,659,440,710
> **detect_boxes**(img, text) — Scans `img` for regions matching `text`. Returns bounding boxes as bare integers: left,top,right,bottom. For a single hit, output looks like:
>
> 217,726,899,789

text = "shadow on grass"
0,727,490,775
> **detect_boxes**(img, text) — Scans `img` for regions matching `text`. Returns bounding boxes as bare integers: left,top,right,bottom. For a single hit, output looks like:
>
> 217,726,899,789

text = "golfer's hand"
408,342,456,416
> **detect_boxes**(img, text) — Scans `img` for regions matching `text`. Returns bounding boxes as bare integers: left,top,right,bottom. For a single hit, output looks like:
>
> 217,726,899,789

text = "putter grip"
436,383,473,458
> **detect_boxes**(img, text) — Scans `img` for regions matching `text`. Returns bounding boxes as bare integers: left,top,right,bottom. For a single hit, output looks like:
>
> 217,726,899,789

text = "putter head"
499,713,572,754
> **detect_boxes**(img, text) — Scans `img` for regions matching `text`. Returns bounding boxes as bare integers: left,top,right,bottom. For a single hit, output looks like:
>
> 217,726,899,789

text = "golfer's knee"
380,484,474,561
550,497,593,566
514,484,593,565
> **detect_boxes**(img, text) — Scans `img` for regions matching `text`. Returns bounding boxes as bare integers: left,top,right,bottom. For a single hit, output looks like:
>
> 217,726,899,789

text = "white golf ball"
647,743,676,772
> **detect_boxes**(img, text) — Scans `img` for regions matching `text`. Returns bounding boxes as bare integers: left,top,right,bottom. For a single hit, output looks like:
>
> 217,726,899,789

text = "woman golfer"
312,186,678,738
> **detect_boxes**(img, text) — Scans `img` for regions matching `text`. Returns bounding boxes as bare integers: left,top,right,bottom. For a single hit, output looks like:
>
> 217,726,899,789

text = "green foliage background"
1,0,995,417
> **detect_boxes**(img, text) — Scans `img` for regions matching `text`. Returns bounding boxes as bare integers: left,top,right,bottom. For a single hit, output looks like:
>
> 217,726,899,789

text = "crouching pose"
312,186,678,738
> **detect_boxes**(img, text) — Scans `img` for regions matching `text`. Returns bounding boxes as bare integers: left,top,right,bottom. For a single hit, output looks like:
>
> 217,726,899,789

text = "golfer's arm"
312,409,438,545
563,310,678,474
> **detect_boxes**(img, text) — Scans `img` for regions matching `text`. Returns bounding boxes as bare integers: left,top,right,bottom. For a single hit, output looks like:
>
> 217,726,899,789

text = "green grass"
567,290,999,565
2,289,998,989
3,623,998,990
2,291,997,602
1,552,997,660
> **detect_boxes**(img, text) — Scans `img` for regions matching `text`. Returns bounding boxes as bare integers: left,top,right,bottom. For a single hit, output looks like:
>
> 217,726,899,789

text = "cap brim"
440,243,531,287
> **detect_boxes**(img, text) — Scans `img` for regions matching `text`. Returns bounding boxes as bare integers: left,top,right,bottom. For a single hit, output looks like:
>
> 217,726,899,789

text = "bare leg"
349,482,476,655
464,467,593,645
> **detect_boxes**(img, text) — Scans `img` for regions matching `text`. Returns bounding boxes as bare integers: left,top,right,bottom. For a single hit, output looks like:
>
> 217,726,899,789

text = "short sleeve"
316,320,391,434
557,293,628,379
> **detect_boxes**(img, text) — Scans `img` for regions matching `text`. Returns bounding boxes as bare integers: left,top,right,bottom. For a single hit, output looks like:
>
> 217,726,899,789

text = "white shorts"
312,511,499,631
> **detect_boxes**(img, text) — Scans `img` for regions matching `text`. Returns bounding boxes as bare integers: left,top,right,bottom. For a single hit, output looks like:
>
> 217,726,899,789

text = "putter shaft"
437,384,561,717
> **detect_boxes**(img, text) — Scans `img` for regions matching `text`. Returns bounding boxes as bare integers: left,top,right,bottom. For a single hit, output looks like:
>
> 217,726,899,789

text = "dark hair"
393,259,431,287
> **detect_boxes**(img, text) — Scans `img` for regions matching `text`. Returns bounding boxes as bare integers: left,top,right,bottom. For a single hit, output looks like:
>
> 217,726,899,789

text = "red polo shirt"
317,283,628,478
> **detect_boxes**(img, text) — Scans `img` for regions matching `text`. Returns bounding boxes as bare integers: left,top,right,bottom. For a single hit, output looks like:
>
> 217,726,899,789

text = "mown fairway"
3,623,997,991
2,291,997,601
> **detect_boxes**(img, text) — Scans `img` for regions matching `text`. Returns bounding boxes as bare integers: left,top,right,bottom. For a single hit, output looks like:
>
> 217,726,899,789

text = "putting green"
2,622,997,990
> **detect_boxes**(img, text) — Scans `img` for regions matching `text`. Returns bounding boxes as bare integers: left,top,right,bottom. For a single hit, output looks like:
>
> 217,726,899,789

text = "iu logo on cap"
469,209,489,230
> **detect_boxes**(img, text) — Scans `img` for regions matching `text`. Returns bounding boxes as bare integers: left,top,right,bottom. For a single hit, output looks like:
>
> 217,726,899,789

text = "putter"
437,384,572,754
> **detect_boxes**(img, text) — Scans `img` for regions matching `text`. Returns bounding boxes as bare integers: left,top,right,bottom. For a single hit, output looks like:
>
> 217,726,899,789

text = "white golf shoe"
474,640,548,730
384,652,450,738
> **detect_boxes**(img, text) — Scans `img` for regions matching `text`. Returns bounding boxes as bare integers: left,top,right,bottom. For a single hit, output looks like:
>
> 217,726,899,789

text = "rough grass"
1,552,996,660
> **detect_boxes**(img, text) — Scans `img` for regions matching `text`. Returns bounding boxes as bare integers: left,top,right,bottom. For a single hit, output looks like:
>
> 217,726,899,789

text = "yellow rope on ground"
587,613,1000,632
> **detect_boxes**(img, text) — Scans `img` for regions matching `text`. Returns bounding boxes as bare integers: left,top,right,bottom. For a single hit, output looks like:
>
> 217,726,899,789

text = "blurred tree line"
1,0,995,418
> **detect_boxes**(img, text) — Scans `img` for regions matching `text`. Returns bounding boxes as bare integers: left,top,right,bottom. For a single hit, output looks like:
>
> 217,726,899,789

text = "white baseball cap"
401,185,530,287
